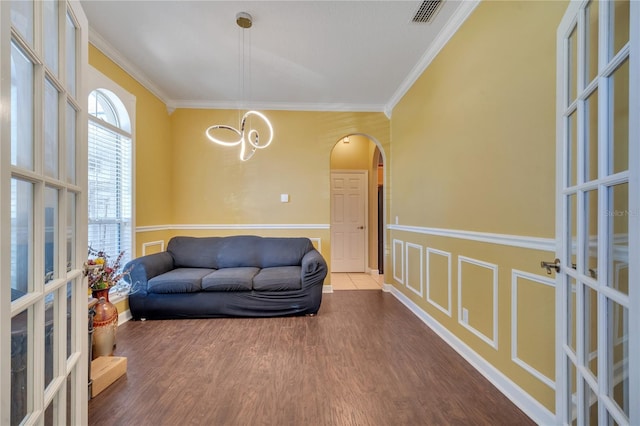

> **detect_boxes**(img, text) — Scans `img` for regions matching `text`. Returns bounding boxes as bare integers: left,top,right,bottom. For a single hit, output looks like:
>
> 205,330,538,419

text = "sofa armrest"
301,249,328,288
124,252,175,295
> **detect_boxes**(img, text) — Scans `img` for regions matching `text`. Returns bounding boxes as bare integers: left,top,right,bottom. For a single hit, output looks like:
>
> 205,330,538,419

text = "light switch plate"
280,194,289,203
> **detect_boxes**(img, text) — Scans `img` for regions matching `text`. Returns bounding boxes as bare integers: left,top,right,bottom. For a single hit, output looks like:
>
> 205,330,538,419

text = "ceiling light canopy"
236,11,252,29
205,12,273,161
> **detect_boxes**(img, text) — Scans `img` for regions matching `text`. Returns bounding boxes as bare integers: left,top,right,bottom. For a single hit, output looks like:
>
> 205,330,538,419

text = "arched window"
88,88,132,272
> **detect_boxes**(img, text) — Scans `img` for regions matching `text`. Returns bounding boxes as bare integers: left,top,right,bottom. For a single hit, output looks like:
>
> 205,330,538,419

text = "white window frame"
87,66,136,301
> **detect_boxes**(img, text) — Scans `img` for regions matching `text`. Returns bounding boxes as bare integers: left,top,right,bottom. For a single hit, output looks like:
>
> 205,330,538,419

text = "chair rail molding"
136,223,331,232
388,224,555,252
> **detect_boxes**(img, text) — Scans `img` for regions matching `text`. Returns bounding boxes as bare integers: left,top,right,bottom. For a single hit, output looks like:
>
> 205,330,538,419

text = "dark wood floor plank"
89,291,534,426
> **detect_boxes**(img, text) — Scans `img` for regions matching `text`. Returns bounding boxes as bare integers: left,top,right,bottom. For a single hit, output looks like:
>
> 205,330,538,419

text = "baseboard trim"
388,285,555,425
118,309,132,326
323,285,334,293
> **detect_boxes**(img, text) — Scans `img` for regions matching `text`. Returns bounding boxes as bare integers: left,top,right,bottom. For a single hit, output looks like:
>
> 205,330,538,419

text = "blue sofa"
124,235,327,320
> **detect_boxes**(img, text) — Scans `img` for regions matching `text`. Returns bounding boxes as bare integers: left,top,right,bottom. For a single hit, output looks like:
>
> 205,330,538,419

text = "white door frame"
627,2,640,423
1,0,89,424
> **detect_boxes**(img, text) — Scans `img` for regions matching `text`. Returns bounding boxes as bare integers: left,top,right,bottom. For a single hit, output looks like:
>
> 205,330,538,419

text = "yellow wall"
170,110,388,224
330,135,372,170
89,45,175,256
392,1,563,236
168,109,389,272
89,42,391,277
389,0,568,413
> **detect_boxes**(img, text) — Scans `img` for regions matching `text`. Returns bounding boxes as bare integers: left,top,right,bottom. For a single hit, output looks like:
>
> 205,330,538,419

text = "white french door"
330,171,367,272
1,1,88,424
555,1,638,425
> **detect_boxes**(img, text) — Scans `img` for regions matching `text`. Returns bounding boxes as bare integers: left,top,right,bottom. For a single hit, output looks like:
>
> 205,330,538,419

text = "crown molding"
89,27,172,106
89,27,392,115
383,0,480,117
89,28,387,115
89,1,478,117
169,99,386,113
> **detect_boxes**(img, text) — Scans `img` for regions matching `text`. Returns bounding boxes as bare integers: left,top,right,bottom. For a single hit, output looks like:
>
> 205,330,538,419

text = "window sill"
108,287,130,305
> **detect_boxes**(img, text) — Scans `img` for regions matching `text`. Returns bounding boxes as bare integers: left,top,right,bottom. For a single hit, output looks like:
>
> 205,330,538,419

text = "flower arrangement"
85,247,128,291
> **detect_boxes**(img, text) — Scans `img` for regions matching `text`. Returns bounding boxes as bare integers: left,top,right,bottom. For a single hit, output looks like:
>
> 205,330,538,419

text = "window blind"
88,118,132,266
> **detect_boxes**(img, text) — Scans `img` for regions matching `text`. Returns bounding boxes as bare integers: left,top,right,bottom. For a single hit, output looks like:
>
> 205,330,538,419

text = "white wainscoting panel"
405,243,424,297
309,237,322,253
142,240,165,256
511,270,556,390
457,256,499,349
393,239,404,284
426,248,452,317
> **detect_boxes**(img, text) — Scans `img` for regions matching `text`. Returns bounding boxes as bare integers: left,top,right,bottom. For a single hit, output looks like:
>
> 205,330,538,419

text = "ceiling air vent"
411,0,443,23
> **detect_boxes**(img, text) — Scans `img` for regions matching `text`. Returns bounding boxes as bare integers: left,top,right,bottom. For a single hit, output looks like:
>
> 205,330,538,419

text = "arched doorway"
329,134,385,290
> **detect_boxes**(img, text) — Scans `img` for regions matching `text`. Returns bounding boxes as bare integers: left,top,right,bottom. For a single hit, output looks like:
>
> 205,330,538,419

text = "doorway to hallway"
329,134,385,275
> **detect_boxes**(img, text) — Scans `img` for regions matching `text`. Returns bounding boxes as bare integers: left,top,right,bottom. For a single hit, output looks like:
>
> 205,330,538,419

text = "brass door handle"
540,258,561,274
357,226,365,229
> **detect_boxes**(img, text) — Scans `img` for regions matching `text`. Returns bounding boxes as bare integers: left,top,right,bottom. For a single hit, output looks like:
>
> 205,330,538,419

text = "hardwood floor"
88,291,534,426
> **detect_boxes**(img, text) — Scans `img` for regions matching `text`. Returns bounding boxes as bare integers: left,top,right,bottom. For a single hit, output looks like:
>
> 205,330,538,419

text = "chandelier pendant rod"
205,11,273,161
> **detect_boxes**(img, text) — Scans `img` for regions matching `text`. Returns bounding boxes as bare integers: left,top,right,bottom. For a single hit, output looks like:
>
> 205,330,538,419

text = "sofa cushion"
252,266,302,291
167,236,224,269
258,238,313,268
148,268,215,294
216,236,262,268
214,236,314,269
202,267,259,292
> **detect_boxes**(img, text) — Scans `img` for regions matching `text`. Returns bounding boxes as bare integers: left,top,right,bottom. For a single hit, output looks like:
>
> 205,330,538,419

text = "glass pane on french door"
5,0,88,424
557,1,635,425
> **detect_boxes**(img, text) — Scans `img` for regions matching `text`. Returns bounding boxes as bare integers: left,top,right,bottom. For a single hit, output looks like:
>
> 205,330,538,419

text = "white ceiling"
80,1,476,114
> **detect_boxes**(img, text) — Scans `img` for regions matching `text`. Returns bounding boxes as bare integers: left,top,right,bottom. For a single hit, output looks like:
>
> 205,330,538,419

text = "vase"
91,288,118,359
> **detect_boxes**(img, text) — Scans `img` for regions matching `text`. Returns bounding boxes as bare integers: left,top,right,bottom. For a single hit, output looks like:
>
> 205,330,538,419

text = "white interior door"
555,1,638,424
1,0,89,424
331,171,367,272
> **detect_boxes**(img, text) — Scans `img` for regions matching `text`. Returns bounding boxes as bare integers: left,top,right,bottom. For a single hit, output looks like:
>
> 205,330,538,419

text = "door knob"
540,258,560,274
357,226,365,229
